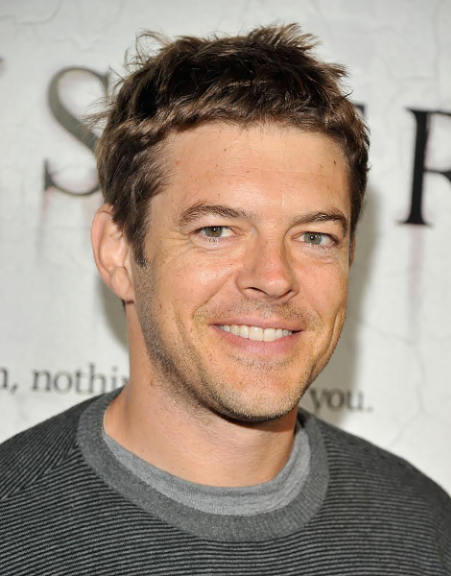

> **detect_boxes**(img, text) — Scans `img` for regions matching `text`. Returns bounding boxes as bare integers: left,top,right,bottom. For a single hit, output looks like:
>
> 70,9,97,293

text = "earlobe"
91,204,135,302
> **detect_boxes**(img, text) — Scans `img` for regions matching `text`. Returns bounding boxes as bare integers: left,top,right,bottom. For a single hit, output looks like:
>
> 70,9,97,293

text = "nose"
236,236,298,301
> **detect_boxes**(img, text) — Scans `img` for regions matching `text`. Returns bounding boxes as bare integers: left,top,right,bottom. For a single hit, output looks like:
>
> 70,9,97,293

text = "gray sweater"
1,391,450,575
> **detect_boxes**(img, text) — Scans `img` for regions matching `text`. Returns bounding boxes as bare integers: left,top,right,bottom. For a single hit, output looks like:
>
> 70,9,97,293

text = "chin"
220,408,297,425
197,362,315,423
207,386,303,425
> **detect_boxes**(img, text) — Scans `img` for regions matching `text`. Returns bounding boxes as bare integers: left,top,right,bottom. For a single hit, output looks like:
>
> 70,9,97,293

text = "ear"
91,204,135,303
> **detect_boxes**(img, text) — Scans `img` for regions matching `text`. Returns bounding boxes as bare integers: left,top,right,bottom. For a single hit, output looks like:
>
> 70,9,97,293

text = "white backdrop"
1,0,450,492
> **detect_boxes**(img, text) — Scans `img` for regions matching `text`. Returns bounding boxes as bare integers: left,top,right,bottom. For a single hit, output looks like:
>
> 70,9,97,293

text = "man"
1,24,450,575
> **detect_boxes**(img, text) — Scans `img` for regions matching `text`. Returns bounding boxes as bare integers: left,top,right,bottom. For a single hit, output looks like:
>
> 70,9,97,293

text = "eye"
300,232,334,247
198,226,233,240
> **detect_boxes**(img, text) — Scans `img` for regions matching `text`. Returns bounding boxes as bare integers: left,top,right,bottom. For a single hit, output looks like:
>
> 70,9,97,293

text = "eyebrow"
178,202,348,235
178,203,252,227
290,211,349,236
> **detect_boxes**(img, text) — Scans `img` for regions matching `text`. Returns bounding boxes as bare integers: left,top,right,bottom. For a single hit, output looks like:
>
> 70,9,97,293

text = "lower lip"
212,326,302,357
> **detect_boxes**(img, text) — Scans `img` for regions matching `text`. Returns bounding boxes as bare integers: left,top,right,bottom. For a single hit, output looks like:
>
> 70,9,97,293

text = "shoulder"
304,410,450,508
305,412,451,568
0,396,99,502
302,412,451,571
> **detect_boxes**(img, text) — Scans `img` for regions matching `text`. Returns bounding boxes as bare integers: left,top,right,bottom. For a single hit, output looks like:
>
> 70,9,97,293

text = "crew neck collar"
103,417,311,516
77,390,329,542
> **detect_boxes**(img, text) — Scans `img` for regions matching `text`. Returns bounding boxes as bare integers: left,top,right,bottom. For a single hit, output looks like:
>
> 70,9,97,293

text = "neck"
105,381,298,487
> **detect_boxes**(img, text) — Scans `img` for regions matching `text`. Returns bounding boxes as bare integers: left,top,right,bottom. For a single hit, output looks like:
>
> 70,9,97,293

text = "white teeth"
263,328,276,342
219,325,293,341
249,326,263,341
239,325,249,338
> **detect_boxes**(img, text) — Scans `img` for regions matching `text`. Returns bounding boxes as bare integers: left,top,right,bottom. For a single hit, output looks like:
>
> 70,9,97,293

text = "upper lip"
212,318,303,332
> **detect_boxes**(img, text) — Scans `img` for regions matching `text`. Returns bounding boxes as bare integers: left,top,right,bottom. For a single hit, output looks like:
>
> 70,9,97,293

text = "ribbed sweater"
1,392,450,575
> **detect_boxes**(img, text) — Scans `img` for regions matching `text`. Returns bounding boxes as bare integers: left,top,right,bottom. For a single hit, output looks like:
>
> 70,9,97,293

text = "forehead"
156,122,350,220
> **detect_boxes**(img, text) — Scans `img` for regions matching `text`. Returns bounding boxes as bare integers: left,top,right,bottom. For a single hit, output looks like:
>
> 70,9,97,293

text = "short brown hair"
96,24,369,264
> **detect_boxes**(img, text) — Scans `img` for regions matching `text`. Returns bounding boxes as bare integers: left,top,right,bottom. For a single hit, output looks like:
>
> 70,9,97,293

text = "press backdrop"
1,0,450,492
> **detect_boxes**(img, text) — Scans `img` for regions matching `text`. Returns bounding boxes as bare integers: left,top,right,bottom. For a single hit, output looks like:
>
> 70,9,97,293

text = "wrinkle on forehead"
153,122,351,229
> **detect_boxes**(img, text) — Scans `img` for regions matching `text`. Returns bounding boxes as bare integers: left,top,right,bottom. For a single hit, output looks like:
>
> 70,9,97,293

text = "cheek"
301,264,349,320
161,255,235,315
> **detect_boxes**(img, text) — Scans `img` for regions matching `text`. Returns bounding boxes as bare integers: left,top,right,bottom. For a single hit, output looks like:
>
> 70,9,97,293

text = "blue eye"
199,226,232,239
301,232,333,246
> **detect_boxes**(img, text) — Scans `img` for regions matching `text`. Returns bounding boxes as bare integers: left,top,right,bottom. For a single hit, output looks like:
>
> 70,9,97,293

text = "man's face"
132,123,352,423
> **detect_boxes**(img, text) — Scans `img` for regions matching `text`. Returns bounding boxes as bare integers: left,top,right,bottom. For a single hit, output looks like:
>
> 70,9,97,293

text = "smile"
218,325,293,342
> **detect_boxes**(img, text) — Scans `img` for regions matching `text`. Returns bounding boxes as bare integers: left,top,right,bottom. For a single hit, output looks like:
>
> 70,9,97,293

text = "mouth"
218,324,297,342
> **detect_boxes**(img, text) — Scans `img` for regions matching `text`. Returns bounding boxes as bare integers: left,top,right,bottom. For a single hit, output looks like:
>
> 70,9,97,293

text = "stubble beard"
141,315,315,424
134,273,324,425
